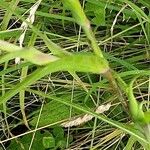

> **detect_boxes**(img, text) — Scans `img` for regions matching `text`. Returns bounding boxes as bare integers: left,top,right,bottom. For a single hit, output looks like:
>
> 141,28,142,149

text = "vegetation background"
0,0,150,149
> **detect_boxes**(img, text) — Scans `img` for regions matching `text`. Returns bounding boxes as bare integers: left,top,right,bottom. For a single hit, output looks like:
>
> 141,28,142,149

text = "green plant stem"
125,136,136,150
42,34,96,98
61,0,127,109
62,0,104,57
0,0,20,30
0,0,20,136
19,23,41,129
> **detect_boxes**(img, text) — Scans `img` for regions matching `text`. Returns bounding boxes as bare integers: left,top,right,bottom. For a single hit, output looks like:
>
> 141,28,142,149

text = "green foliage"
52,126,64,140
7,128,68,150
30,100,75,127
7,131,53,150
0,0,150,149
85,1,106,26
42,136,55,149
